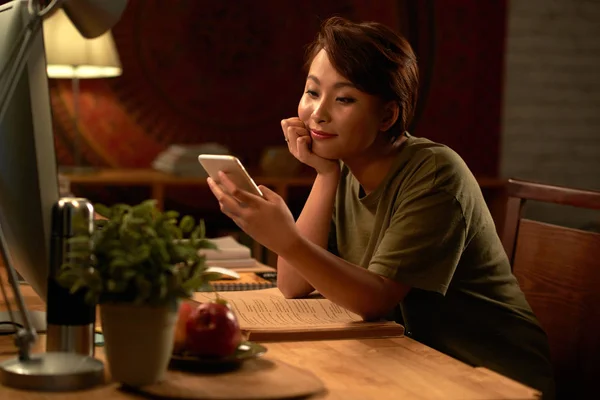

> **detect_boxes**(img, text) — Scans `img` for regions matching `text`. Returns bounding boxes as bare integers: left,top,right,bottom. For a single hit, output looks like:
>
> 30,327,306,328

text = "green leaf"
94,204,111,218
154,239,170,262
196,238,218,250
131,245,151,264
132,200,156,218
142,226,157,238
69,278,85,294
179,215,195,233
164,210,180,220
195,282,215,293
198,219,206,238
127,217,147,226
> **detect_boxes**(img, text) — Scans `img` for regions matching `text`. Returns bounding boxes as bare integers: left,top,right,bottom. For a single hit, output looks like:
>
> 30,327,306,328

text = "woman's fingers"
217,172,262,205
281,117,304,130
207,177,243,217
216,172,240,196
296,136,312,163
287,127,309,155
281,118,309,155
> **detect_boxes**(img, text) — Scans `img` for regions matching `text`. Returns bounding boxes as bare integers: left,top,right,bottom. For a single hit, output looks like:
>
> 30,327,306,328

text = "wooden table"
0,284,540,399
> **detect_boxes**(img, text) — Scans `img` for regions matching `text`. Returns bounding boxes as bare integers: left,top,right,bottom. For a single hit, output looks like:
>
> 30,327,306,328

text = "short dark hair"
305,17,419,139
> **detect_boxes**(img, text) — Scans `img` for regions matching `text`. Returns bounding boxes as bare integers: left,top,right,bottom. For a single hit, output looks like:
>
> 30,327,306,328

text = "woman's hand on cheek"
207,172,300,255
281,117,339,176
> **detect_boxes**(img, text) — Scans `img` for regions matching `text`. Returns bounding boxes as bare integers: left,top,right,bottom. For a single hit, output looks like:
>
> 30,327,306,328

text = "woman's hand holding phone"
281,117,339,176
207,171,299,255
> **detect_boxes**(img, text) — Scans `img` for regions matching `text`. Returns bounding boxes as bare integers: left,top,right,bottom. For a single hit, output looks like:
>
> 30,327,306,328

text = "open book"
191,288,404,342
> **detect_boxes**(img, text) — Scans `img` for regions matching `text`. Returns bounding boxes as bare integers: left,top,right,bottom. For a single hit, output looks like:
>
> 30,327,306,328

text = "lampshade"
43,9,122,79
60,0,128,39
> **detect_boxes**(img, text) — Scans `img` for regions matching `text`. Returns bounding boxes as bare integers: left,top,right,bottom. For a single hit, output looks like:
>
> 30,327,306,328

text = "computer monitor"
0,0,60,304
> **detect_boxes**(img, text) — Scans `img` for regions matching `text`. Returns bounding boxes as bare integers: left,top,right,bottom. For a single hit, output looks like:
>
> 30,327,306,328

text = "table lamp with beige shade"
43,8,122,173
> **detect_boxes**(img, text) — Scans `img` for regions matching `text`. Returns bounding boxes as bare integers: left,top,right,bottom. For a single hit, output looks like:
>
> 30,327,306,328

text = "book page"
194,288,363,329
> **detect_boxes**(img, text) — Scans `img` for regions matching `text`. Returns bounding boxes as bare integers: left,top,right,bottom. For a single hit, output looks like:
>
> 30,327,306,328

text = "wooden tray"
129,357,326,399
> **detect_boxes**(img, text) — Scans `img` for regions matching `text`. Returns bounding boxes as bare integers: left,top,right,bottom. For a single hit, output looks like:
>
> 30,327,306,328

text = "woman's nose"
312,101,331,124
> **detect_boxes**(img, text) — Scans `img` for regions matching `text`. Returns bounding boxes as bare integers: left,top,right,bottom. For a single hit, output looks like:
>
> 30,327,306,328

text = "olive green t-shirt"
329,136,555,397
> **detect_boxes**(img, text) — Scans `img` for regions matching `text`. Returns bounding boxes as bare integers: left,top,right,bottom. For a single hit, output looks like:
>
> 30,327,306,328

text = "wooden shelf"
61,168,316,210
61,168,508,267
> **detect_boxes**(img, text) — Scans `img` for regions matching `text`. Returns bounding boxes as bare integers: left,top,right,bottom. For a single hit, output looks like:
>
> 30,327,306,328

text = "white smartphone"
198,154,263,197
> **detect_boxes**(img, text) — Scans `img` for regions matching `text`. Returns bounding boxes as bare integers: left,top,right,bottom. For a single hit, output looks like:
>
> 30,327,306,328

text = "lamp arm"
0,222,38,361
0,0,65,125
30,0,65,18
0,16,41,125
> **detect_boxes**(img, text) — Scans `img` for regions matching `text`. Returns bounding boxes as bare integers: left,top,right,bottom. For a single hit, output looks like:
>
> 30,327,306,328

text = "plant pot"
100,300,179,387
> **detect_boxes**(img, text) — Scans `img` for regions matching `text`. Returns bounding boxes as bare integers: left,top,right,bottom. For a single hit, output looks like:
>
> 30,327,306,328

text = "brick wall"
501,0,600,229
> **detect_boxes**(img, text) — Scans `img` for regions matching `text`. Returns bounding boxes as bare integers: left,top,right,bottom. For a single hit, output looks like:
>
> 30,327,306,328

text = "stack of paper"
199,236,256,268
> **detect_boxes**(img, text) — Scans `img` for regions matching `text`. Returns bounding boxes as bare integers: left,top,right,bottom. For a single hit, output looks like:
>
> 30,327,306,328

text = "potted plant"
58,199,219,387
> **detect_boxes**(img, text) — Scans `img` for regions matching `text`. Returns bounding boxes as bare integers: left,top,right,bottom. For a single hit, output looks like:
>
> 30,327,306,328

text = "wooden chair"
502,178,600,399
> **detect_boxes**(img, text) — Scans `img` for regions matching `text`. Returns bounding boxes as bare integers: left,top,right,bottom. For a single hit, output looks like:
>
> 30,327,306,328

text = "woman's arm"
278,235,410,321
276,171,339,298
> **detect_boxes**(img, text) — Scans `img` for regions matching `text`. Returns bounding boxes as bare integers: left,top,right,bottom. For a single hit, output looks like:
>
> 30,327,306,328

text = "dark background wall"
1,0,508,221
501,0,600,230
46,0,506,175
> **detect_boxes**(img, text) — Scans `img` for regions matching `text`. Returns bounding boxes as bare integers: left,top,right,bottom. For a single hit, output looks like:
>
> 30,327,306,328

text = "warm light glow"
43,9,122,79
46,65,122,79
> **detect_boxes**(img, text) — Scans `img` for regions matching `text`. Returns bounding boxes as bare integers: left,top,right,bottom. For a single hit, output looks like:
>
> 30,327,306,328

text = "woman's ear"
380,101,400,132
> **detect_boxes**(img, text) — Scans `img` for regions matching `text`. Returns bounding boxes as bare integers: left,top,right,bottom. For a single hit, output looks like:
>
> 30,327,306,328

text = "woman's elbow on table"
359,277,411,321
277,284,314,299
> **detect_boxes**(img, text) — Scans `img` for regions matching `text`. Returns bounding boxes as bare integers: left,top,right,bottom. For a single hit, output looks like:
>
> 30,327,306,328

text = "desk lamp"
0,0,127,392
44,8,123,174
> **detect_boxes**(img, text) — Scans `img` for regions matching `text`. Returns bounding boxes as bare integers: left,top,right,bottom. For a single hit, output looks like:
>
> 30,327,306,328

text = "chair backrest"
502,179,600,399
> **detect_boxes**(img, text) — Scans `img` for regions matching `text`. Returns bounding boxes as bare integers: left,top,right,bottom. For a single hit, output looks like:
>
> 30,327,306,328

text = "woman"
207,16,555,398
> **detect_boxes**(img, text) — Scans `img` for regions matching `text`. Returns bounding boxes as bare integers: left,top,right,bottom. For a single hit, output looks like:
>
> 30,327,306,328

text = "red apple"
185,302,242,358
173,301,194,354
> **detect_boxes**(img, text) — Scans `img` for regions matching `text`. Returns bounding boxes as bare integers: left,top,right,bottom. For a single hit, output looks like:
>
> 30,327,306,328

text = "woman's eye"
305,90,319,97
336,97,356,104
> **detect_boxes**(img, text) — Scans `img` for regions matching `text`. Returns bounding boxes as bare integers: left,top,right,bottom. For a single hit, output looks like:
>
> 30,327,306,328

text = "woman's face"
298,49,388,161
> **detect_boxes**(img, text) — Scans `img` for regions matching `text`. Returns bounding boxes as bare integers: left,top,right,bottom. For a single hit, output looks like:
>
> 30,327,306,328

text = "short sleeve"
368,189,466,295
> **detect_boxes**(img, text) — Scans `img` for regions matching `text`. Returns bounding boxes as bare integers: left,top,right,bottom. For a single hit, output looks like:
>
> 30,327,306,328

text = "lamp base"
0,352,104,391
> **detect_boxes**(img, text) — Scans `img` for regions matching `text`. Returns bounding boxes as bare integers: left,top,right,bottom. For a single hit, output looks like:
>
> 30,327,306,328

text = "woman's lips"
310,130,337,140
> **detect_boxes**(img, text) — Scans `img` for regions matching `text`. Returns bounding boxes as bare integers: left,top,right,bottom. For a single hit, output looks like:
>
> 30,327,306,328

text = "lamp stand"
58,74,97,175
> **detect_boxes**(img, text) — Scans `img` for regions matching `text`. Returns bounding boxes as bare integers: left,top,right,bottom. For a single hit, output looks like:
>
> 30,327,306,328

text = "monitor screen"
0,0,60,302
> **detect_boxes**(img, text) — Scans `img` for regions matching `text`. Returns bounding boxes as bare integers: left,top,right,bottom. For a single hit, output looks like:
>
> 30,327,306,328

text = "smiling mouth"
311,130,337,140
